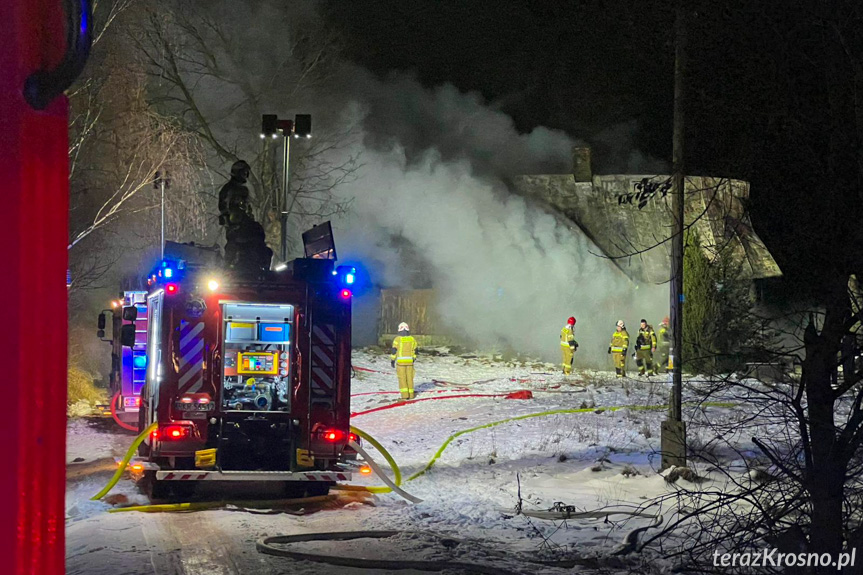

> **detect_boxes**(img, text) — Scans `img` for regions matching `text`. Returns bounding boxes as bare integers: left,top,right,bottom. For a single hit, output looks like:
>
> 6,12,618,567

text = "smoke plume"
319,68,667,365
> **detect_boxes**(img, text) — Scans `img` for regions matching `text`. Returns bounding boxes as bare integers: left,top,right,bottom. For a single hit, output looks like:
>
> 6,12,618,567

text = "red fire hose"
350,391,533,418
351,388,469,397
110,391,139,432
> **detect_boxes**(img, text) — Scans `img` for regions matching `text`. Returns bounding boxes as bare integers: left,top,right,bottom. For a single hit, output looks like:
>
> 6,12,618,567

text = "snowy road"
66,349,751,574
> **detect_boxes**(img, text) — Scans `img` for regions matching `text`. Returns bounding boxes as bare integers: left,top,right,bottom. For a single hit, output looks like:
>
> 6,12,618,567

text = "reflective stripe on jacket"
390,336,417,365
560,326,576,347
637,326,657,350
610,330,629,352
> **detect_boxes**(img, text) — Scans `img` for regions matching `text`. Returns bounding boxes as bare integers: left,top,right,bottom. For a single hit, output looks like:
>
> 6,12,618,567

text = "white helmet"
616,320,625,328
398,322,410,332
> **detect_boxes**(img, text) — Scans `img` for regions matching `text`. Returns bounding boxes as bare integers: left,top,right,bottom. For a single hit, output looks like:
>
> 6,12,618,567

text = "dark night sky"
326,0,675,164
326,0,863,299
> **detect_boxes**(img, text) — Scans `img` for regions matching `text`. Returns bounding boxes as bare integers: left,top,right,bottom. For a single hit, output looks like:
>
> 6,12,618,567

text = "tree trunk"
803,314,845,560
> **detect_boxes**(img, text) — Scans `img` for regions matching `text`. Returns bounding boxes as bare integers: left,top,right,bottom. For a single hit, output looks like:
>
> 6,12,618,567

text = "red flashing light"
340,288,352,299
166,283,179,295
348,433,358,443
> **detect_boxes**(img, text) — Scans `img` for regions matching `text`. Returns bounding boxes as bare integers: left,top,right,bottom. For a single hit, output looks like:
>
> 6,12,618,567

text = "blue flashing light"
133,355,148,369
345,273,355,285
164,268,173,278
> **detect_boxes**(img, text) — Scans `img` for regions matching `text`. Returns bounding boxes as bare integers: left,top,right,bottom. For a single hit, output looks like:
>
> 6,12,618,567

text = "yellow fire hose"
338,402,736,492
90,422,156,501
93,402,735,508
108,495,334,514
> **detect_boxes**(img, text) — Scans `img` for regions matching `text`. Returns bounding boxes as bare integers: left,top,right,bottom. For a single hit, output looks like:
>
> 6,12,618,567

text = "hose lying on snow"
350,391,532,418
256,530,603,571
257,531,511,574
348,440,422,503
90,421,157,501
341,402,736,493
108,495,333,514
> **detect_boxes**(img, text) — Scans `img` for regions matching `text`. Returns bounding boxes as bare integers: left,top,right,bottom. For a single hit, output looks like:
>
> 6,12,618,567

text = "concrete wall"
510,173,781,284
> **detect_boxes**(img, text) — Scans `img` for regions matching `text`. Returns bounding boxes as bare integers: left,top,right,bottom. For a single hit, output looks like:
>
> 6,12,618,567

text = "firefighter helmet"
230,160,251,182
616,320,625,328
398,322,409,332
567,317,576,325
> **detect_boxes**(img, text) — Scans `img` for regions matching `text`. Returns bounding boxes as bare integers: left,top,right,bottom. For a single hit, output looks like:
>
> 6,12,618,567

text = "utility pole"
661,0,687,470
261,114,312,263
154,170,170,259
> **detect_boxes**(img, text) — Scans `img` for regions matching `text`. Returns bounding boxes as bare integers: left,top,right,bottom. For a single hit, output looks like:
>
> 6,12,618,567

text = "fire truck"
122,227,356,499
98,291,148,426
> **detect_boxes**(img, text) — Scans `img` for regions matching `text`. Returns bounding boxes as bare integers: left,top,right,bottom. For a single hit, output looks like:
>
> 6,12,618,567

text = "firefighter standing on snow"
560,317,579,375
390,322,418,400
608,320,630,377
657,317,671,373
635,319,657,376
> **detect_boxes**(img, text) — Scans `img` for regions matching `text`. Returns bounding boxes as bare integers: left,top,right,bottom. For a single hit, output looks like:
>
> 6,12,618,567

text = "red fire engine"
98,291,148,427
124,228,356,498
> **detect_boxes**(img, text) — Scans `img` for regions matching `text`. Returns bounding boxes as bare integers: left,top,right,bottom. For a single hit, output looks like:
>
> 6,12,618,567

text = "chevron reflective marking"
156,471,352,481
177,320,204,394
310,323,337,396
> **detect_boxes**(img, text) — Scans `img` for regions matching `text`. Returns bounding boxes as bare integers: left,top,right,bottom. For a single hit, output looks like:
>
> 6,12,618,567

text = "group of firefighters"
388,315,672,400
561,316,671,378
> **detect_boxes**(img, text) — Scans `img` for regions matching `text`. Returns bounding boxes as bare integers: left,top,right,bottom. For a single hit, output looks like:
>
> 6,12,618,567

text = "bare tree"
133,0,358,256
67,0,207,296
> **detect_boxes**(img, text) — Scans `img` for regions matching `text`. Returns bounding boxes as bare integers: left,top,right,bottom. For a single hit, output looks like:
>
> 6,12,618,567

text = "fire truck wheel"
304,482,331,497
281,481,330,498
171,481,197,500
140,471,170,501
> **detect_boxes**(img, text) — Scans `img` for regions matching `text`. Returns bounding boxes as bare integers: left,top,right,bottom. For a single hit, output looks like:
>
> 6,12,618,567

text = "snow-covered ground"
66,348,759,574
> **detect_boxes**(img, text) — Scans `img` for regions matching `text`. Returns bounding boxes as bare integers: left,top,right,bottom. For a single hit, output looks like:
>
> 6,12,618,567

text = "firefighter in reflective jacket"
657,317,671,374
390,322,417,399
635,319,657,376
560,317,578,375
608,320,629,377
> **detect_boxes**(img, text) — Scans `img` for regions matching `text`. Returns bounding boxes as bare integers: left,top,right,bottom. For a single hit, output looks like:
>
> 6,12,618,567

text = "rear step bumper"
156,470,351,481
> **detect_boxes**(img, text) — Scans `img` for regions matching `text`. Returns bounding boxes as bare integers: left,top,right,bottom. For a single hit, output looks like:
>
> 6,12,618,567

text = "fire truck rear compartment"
221,303,293,413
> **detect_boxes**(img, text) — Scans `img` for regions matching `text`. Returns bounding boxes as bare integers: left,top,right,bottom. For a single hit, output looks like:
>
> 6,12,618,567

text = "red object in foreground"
0,1,69,572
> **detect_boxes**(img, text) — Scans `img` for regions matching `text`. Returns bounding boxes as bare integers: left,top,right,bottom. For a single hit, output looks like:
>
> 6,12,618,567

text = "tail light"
152,425,191,441
348,433,358,443
316,428,346,442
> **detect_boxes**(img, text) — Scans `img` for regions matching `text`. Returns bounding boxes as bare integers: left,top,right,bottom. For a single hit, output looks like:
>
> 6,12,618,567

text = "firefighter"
608,320,629,377
560,316,578,375
635,319,657,376
657,317,671,374
218,160,252,224
218,160,273,273
390,322,417,400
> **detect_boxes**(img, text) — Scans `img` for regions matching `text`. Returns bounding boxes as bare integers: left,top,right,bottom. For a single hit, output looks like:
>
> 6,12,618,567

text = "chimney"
572,146,592,183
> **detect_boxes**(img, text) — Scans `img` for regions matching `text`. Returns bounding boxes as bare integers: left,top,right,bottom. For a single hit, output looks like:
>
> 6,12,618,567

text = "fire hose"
90,421,157,501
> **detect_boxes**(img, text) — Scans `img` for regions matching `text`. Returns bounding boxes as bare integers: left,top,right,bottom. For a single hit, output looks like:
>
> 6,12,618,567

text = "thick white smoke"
319,71,667,366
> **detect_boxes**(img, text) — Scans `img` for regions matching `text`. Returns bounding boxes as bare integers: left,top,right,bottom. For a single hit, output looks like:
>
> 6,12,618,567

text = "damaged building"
378,147,781,347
